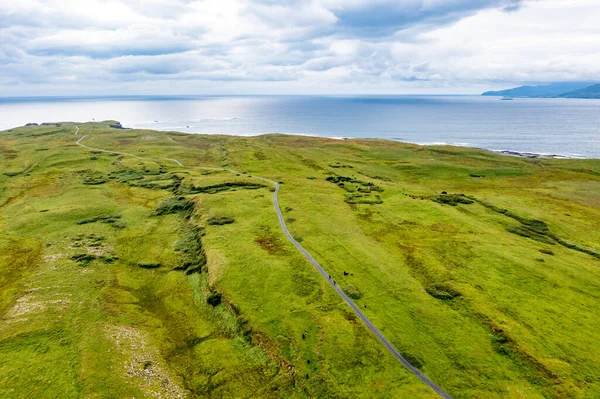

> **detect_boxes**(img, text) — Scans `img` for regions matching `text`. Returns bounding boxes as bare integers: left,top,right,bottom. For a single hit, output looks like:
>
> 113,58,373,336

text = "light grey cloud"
0,0,598,95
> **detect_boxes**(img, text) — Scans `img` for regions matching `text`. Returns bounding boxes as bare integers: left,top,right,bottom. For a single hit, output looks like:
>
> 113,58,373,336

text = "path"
74,126,453,399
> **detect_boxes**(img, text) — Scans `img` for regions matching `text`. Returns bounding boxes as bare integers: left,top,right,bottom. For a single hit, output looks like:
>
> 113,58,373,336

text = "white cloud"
0,0,598,95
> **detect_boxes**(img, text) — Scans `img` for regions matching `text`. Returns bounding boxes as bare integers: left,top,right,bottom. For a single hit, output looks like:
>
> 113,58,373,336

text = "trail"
74,126,453,399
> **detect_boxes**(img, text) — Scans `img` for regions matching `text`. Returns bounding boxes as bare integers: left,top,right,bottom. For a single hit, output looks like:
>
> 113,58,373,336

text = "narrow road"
75,126,453,399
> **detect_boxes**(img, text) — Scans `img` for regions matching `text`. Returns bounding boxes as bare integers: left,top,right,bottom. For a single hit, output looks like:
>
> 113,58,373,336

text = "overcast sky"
1,0,599,96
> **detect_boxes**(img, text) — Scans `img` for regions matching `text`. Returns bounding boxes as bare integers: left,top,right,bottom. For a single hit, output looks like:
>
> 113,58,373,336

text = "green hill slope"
1,122,600,398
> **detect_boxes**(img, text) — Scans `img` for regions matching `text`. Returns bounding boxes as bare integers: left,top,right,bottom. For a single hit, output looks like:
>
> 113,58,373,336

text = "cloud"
0,0,598,95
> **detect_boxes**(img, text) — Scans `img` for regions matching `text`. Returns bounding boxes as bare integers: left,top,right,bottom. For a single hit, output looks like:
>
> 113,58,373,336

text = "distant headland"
482,82,600,99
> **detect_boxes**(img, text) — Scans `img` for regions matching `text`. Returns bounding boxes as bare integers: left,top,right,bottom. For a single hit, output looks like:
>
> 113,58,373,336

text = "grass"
0,121,599,398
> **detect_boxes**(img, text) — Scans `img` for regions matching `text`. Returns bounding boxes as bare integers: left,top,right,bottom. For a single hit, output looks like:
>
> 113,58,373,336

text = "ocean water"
1,95,599,158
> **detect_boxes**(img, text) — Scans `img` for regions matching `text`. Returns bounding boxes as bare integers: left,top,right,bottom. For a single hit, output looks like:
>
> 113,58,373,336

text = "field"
1,121,599,398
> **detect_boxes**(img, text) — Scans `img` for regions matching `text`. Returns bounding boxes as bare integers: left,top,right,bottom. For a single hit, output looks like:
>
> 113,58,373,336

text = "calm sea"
1,95,599,158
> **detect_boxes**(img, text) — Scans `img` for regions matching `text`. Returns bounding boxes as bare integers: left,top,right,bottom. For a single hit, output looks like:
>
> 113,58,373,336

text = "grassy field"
1,121,599,398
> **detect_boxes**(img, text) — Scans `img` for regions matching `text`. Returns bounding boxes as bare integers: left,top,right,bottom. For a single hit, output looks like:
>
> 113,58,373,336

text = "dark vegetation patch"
432,193,474,206
473,197,600,259
180,181,265,195
254,225,286,255
108,167,179,191
479,316,560,388
138,262,161,269
34,148,49,152
71,253,119,266
3,171,21,177
344,193,383,205
399,350,424,370
425,282,461,301
70,253,96,266
153,197,195,216
506,226,555,245
173,224,206,275
71,233,104,248
77,214,126,229
329,162,353,169
109,169,144,183
539,249,554,255
470,173,485,178
300,157,324,171
327,175,384,205
207,216,235,226
342,284,362,300
80,170,107,185
206,292,222,306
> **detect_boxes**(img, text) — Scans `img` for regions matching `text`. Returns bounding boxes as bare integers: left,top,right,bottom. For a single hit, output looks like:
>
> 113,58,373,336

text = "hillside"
1,122,600,398
482,82,595,97
558,83,600,99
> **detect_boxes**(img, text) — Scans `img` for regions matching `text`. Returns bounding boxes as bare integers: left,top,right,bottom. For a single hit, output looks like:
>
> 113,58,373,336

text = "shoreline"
8,120,593,160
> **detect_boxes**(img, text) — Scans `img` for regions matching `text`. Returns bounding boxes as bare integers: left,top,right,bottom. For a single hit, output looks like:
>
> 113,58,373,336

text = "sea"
1,95,599,158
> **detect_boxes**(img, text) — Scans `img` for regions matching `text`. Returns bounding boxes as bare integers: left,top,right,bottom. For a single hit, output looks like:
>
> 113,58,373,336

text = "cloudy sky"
0,0,599,95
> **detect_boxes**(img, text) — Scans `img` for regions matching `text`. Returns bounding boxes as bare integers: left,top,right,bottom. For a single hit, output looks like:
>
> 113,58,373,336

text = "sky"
0,0,599,96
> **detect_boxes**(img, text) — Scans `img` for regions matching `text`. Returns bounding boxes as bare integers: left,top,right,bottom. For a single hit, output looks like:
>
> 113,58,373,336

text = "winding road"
75,125,453,399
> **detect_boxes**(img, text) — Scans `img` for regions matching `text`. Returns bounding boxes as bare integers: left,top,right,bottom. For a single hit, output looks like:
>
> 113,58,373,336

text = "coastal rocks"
494,150,567,159
110,121,126,129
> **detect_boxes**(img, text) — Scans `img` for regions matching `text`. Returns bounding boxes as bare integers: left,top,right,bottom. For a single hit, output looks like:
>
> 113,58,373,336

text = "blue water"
1,95,599,158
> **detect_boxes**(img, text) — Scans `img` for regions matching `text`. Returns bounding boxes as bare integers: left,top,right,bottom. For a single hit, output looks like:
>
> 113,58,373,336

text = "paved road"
75,126,453,399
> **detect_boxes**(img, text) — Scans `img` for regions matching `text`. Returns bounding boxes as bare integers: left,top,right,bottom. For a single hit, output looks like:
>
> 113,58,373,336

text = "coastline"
5,120,592,160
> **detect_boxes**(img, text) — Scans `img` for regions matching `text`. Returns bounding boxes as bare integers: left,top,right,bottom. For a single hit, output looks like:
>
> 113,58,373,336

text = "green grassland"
1,121,599,398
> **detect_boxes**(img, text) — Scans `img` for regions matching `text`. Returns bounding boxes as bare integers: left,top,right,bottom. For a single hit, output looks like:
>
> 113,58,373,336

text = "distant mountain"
557,83,600,99
482,82,596,98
